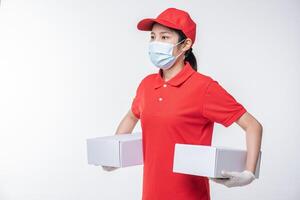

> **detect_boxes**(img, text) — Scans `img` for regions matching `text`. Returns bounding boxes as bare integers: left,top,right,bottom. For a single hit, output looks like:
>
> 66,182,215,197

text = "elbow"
256,121,263,136
258,121,263,131
247,119,263,136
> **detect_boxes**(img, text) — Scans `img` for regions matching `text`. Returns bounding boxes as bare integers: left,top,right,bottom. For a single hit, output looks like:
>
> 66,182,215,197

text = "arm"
114,109,140,135
236,111,263,174
211,111,263,187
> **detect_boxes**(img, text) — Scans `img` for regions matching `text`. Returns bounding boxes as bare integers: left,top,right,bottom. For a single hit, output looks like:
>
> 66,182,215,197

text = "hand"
101,165,119,172
209,170,255,188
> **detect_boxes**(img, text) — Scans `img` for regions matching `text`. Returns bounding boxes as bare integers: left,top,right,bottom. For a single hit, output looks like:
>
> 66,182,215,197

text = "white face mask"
148,39,186,69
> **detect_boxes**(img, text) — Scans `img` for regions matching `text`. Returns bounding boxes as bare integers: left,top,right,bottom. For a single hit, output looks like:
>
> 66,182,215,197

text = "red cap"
137,8,197,45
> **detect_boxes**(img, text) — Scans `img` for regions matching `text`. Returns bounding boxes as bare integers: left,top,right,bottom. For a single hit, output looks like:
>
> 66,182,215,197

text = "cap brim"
137,18,181,31
137,18,156,31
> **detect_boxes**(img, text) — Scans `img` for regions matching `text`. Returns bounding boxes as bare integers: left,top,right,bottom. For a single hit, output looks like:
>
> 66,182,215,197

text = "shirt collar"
154,61,196,89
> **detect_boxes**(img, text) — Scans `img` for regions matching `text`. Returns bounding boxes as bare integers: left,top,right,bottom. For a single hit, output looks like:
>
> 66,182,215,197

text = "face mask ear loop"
173,38,186,47
175,49,185,59
174,39,187,59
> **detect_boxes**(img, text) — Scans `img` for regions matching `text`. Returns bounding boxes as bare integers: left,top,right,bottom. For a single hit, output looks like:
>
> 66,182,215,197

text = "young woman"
102,8,263,200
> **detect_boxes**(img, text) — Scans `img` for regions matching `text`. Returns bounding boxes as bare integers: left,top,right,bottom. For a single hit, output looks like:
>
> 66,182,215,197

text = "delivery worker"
102,7,263,200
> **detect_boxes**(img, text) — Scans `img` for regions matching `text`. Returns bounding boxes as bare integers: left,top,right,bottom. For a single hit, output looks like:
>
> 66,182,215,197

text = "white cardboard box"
173,143,262,178
86,132,143,167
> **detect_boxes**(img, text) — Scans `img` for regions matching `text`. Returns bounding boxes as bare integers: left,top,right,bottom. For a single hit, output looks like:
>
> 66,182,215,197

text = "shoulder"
194,72,237,97
143,73,157,82
138,73,157,86
191,71,215,87
134,73,157,91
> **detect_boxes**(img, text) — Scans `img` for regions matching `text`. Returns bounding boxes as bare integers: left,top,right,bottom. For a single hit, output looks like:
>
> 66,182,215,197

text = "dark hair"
174,29,198,71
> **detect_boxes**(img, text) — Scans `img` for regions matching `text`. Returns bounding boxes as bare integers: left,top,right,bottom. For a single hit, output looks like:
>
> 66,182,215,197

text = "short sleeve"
131,80,144,119
202,80,247,127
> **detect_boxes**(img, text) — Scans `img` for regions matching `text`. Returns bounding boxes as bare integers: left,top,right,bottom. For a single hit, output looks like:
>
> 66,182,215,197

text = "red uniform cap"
137,7,197,45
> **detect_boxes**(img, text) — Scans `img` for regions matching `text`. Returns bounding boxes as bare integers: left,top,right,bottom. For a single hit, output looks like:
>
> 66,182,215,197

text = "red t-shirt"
131,61,247,200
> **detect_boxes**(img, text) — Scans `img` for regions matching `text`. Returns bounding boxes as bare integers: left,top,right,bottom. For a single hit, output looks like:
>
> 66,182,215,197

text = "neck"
161,57,185,82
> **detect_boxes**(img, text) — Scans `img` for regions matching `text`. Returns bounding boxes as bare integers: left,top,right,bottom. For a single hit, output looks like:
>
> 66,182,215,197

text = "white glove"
101,166,119,172
210,170,255,188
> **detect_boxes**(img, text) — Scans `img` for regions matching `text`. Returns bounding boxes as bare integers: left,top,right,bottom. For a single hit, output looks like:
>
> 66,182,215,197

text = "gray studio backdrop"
0,0,299,199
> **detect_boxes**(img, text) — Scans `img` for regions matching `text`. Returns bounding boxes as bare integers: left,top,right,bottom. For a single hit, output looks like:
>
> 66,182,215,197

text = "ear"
181,38,193,52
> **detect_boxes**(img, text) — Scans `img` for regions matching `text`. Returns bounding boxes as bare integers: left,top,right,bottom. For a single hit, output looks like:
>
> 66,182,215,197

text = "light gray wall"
0,0,299,199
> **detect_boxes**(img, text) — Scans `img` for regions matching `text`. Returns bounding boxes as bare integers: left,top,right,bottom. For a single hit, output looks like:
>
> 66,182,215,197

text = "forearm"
115,110,139,135
245,122,263,173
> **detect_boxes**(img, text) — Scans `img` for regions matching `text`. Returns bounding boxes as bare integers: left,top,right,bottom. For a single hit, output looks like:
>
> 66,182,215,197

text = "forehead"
151,23,176,35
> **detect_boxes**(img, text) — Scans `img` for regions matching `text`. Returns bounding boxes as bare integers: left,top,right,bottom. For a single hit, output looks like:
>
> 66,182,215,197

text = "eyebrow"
150,31,172,34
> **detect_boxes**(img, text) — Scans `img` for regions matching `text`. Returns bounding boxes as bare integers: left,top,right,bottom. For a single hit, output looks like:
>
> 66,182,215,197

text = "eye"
162,36,169,40
150,35,155,40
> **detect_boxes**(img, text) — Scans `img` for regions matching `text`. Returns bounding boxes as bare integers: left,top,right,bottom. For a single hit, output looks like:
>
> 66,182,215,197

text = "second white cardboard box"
173,143,262,178
86,132,143,167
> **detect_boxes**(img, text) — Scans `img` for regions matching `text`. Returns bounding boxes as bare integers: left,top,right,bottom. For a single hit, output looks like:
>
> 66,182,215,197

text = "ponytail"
184,47,197,71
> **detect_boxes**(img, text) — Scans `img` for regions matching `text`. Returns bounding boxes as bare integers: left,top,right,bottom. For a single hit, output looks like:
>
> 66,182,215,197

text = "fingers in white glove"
209,177,229,184
101,165,119,171
221,171,240,178
210,170,255,188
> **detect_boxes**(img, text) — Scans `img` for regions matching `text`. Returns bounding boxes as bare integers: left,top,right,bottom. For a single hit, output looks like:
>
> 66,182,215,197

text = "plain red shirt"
131,61,247,200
